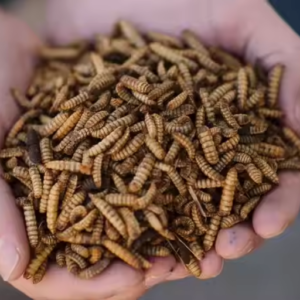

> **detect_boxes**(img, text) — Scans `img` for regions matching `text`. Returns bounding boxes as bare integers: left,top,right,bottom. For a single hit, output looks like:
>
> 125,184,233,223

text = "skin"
0,0,300,299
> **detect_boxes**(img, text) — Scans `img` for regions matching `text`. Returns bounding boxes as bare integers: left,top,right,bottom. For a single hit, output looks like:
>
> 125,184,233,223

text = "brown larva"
197,126,219,165
90,195,128,239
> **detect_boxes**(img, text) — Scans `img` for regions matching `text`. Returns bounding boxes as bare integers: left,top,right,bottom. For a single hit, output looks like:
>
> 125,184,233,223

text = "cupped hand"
2,0,300,299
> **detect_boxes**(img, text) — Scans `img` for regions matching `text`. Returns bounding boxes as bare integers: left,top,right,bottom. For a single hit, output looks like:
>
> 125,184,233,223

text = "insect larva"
111,133,145,161
267,64,283,108
173,216,195,236
107,128,131,155
102,238,141,269
144,209,164,233
130,121,146,133
200,88,216,125
195,154,224,181
53,109,83,140
249,143,285,158
218,134,240,154
220,100,240,129
38,112,70,137
247,183,272,197
0,147,25,158
69,244,90,259
89,127,125,157
40,137,53,164
45,161,91,175
195,179,224,189
104,194,138,208
155,162,187,195
218,167,237,216
185,256,202,278
55,249,66,267
150,43,198,71
89,246,104,264
245,163,263,184
278,159,300,170
182,29,209,55
132,90,156,106
118,207,141,246
13,166,30,179
118,20,146,47
283,127,300,153
145,135,166,160
105,219,121,241
23,200,39,248
32,260,48,284
56,190,86,231
61,174,78,209
129,64,159,83
111,172,128,194
144,113,157,139
66,250,88,269
135,182,157,210
90,91,111,112
129,154,156,193
78,258,111,279
120,75,152,93
6,110,39,146
91,153,104,189
88,72,116,94
90,195,128,238
146,31,182,48
65,254,79,275
237,68,248,111
29,166,42,199
253,157,279,184
197,126,219,165
172,132,195,160
150,114,164,145
214,150,235,173
24,245,55,278
46,182,61,234
73,209,98,231
240,196,261,220
221,214,243,229
91,216,104,244
203,215,221,251
69,206,88,224
41,233,57,245
141,245,171,257
209,83,235,106
92,113,137,138
5,157,18,170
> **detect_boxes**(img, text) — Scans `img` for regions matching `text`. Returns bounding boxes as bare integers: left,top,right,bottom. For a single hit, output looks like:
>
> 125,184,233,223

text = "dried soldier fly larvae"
1,20,299,283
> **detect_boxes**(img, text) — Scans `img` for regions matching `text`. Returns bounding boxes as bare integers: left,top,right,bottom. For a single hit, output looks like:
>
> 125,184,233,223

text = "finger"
215,223,263,259
0,180,29,281
166,250,223,281
253,172,300,239
144,255,176,288
12,261,144,300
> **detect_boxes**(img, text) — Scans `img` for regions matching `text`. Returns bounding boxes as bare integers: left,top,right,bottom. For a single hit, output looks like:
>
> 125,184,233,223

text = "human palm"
1,1,300,299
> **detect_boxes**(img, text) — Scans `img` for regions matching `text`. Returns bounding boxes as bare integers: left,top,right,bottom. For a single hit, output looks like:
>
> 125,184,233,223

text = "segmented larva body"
198,126,219,165
218,167,237,216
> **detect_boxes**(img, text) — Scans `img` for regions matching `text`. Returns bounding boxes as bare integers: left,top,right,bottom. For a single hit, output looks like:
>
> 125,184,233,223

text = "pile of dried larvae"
1,20,300,283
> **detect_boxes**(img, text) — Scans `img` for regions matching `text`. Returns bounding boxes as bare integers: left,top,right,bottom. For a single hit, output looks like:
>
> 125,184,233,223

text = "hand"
2,0,300,299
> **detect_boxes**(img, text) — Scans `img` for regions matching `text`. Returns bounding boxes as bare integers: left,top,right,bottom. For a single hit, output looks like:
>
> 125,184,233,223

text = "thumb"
215,0,300,132
0,180,30,281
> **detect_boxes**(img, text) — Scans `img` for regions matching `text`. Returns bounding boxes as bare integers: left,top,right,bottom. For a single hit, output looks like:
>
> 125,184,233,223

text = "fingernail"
263,222,289,238
0,239,20,281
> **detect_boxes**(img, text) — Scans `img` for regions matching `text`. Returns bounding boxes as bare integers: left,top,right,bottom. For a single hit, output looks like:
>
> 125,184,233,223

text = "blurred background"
1,0,300,299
